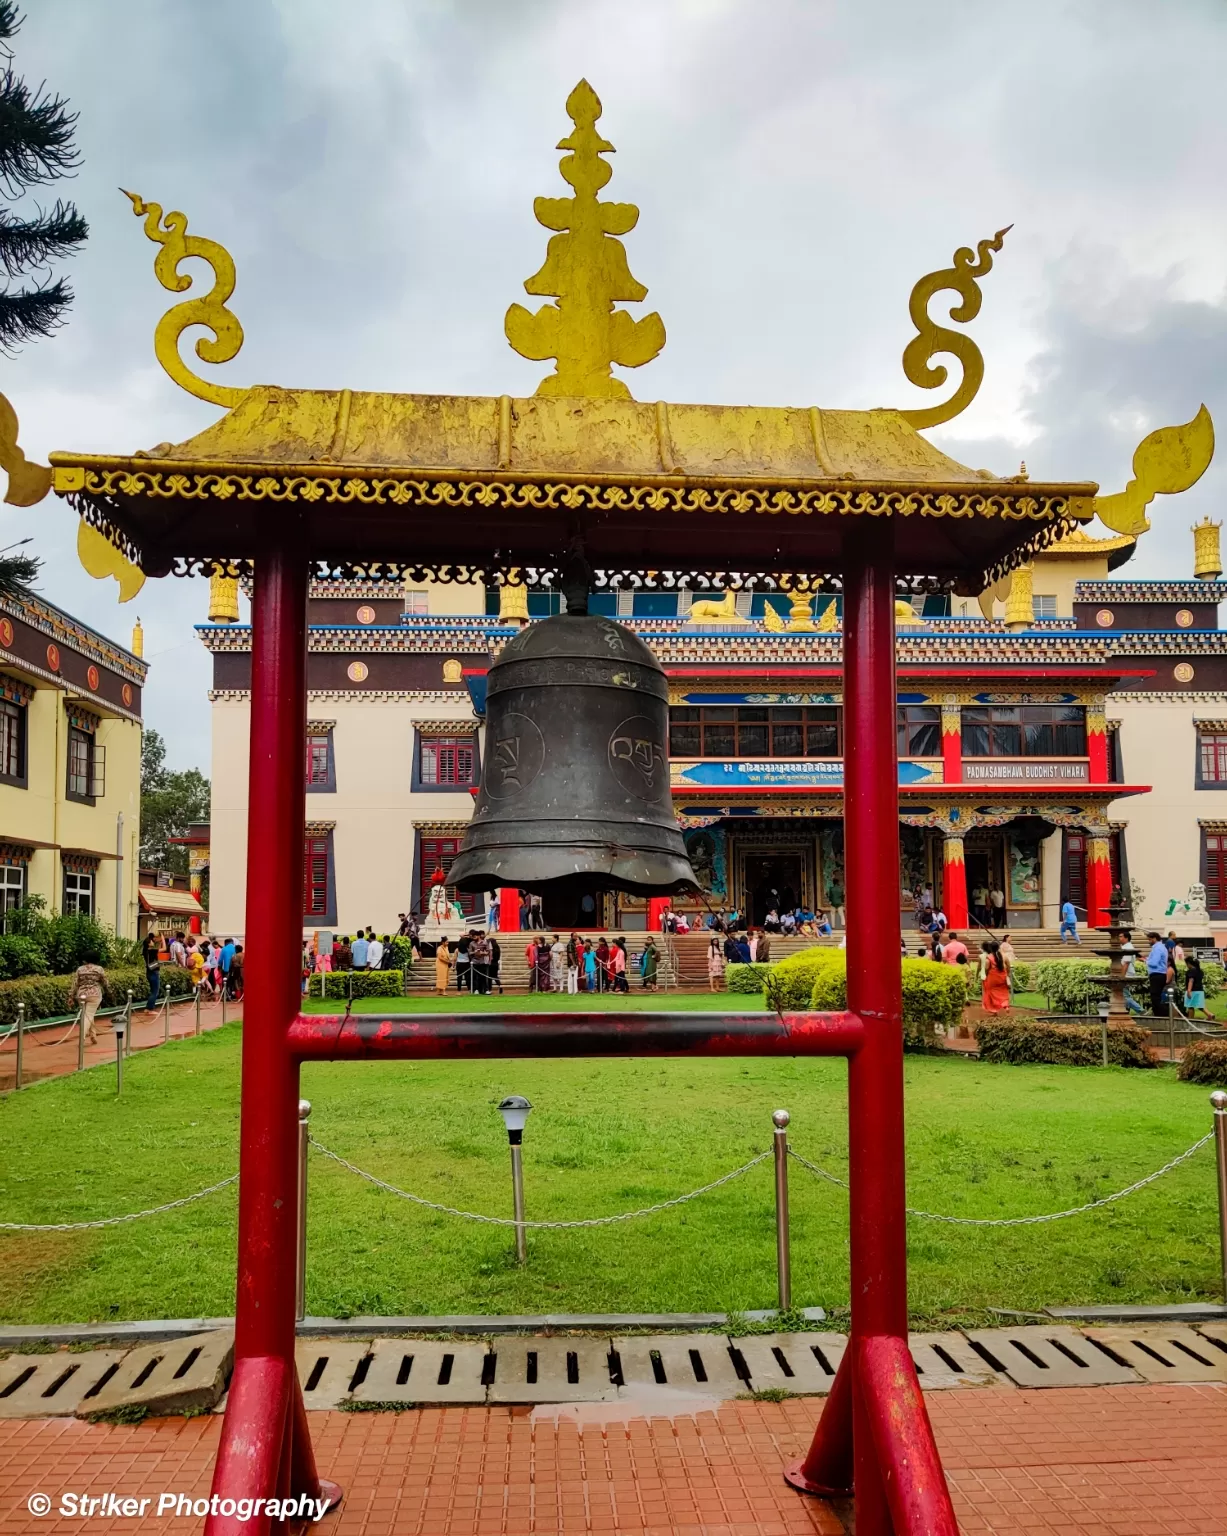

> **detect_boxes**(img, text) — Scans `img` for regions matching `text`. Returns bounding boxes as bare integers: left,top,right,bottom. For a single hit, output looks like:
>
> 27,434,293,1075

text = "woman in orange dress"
981,940,1011,1013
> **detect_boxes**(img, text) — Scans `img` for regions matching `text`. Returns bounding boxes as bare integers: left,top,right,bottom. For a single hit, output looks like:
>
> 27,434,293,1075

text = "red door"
1065,832,1087,916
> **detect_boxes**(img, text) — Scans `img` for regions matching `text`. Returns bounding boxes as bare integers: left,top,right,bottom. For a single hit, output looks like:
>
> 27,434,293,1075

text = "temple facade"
199,523,1227,942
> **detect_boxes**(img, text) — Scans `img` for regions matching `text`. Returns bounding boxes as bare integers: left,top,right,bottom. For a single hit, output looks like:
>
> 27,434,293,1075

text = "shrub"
387,937,414,973
974,1017,1154,1068
1010,960,1033,993
726,962,772,994
0,933,48,980
0,963,195,1025
807,956,966,1049
307,970,405,1000
1030,959,1110,1013
1178,1040,1227,1086
40,911,113,973
763,947,843,1009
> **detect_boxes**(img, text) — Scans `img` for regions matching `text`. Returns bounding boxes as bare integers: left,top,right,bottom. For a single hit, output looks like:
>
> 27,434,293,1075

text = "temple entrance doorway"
744,852,806,925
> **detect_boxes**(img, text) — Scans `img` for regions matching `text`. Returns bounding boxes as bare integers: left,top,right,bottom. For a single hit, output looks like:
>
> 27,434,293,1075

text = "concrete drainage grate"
1083,1325,1227,1383
733,1332,848,1394
908,1332,1008,1390
0,1350,127,1419
296,1339,374,1409
81,1330,234,1419
487,1339,618,1404
964,1325,1141,1387
615,1333,748,1400
349,1338,489,1406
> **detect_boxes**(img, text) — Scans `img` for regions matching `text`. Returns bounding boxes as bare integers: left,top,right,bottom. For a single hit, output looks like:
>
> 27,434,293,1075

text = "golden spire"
209,568,240,623
505,80,665,400
1004,565,1033,630
900,226,1010,430
131,616,144,657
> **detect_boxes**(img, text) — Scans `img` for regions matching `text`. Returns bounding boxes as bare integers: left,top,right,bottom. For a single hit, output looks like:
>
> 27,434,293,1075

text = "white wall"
209,695,479,938
1110,695,1227,930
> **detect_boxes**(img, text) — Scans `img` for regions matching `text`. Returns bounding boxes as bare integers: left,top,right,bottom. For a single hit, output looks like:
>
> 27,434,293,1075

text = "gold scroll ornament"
1094,405,1215,537
505,80,665,400
900,226,1011,430
124,191,246,409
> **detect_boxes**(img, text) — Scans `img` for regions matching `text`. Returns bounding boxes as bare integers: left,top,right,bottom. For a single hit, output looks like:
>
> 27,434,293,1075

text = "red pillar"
787,525,956,1535
941,834,969,929
498,888,521,931
208,529,332,1533
1087,706,1109,783
1087,834,1113,928
940,698,962,784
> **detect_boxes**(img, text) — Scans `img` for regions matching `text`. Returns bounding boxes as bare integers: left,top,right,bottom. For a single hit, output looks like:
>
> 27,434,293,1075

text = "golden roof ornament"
124,191,246,408
131,616,143,657
497,574,530,624
1193,516,1222,580
900,226,1011,429
1093,406,1214,536
505,80,665,399
209,567,240,623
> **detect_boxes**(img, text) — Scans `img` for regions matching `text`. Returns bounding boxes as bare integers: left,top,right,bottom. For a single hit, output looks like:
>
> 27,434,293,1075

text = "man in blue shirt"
219,937,237,1001
1059,900,1079,944
1145,931,1173,1017
351,932,369,969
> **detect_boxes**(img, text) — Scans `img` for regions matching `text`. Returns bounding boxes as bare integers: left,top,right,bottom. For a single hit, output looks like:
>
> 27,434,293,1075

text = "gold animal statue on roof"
688,590,748,624
505,80,665,399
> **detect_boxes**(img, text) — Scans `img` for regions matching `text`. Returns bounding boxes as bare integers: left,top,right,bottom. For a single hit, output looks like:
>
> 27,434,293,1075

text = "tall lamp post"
498,1094,533,1264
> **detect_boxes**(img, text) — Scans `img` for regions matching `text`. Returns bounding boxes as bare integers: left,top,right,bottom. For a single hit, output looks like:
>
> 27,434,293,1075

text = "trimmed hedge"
0,963,195,1026
387,937,415,973
974,1017,1154,1068
1178,1040,1227,1086
1028,956,1224,1012
726,962,773,994
307,970,405,999
808,956,968,1049
762,947,843,1009
1010,959,1033,993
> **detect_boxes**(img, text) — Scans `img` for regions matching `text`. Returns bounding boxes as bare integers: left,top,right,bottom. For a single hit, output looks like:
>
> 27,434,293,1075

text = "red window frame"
419,736,475,786
1205,833,1227,911
1200,733,1227,784
306,733,332,787
418,835,479,917
304,835,330,918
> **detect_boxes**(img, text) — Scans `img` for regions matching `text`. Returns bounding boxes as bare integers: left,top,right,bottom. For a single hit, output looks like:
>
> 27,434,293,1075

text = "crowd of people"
306,927,397,977
430,932,666,995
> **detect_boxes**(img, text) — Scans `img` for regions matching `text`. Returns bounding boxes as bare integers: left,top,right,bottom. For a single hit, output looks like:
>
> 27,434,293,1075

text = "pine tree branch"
0,276,70,348
0,2,19,52
0,68,81,194
0,200,86,276
0,551,39,601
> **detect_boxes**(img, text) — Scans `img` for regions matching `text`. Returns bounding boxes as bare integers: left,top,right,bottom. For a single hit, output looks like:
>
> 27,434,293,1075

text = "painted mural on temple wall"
683,826,727,898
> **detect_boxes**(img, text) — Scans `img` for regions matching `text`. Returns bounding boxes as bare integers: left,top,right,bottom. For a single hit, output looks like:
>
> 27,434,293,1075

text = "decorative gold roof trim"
306,719,336,733
1037,525,1137,559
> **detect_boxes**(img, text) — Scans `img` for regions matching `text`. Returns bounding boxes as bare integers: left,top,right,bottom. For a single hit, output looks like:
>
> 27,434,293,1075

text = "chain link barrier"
0,1174,238,1233
789,1133,1216,1226
0,1131,1213,1237
308,1135,769,1228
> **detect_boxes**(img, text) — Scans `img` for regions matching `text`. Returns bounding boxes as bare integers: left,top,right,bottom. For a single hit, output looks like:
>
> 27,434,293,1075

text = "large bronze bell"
449,609,696,897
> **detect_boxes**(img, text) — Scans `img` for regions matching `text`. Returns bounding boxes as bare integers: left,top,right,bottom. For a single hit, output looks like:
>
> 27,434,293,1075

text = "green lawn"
0,1019,1221,1329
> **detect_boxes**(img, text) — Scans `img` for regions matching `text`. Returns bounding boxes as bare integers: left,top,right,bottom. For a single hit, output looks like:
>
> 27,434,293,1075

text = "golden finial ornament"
208,567,240,623
1193,516,1222,580
0,391,51,506
124,191,246,408
900,226,1011,430
505,80,665,399
131,617,144,658
788,588,817,631
498,574,530,624
1094,405,1215,537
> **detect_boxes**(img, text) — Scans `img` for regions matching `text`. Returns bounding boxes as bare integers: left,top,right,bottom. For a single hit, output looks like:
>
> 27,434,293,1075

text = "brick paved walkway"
0,998,233,1092
1,1383,1223,1535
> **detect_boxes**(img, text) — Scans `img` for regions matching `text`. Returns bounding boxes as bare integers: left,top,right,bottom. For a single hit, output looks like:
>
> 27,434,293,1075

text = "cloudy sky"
4,0,1226,772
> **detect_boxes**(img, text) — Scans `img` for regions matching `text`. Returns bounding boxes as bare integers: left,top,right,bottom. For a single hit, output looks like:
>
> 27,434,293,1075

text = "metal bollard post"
124,990,133,1057
77,1005,85,1073
1212,1092,1227,1303
221,990,227,1026
14,1002,24,1090
510,1142,527,1264
162,993,169,1043
114,1015,125,1096
773,1109,792,1313
195,986,202,1037
296,1099,311,1321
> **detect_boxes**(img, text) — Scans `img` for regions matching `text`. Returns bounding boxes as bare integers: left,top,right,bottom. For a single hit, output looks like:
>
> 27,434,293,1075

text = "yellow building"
0,591,146,932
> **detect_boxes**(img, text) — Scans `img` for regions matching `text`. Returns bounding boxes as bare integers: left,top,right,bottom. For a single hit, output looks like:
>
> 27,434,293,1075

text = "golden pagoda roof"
0,80,1210,603
1036,523,1137,565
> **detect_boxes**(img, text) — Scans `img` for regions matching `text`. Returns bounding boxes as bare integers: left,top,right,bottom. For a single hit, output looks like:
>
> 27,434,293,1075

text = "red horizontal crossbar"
287,1010,864,1061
